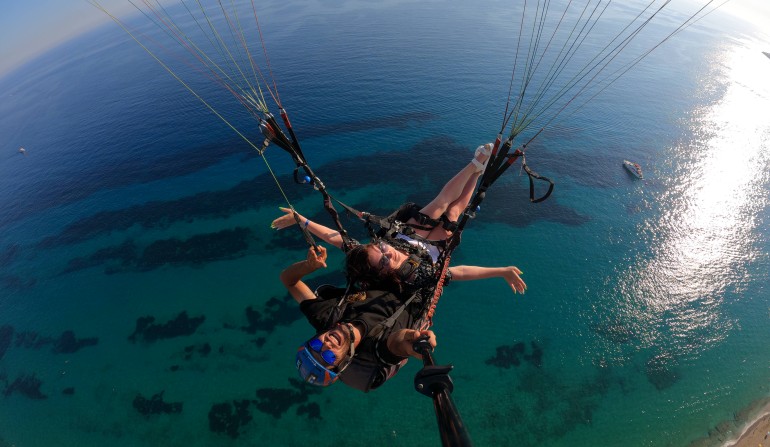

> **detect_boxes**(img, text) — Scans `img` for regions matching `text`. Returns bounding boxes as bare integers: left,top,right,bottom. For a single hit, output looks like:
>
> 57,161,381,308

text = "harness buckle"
257,138,270,156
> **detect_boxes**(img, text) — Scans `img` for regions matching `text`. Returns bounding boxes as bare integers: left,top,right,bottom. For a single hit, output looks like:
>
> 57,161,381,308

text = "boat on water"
623,160,643,179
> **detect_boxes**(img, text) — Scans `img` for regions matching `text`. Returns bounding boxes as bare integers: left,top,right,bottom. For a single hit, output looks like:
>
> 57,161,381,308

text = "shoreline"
687,398,770,447
724,412,770,447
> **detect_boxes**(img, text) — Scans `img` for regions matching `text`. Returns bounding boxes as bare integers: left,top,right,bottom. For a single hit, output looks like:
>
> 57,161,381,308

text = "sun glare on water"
611,37,770,359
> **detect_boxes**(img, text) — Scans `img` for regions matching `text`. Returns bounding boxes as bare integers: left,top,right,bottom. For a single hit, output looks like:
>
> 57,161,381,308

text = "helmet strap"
336,323,356,374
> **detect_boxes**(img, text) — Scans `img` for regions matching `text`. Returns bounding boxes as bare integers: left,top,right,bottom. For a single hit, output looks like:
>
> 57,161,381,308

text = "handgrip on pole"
412,336,474,447
414,364,455,397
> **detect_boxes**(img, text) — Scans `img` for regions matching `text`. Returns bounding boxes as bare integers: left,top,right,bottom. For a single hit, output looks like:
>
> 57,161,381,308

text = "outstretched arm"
271,207,344,250
448,265,527,294
280,246,328,304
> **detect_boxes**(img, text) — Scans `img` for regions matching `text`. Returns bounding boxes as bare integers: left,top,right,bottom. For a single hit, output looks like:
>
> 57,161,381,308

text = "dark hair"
345,243,404,293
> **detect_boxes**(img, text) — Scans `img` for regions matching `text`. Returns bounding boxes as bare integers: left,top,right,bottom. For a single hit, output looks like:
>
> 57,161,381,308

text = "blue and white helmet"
295,324,356,387
296,343,339,386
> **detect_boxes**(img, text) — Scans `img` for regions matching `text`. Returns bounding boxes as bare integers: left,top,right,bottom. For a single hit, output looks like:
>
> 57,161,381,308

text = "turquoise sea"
1,1,769,446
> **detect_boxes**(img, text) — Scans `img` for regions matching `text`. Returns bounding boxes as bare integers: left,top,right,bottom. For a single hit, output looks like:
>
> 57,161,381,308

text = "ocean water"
1,1,769,446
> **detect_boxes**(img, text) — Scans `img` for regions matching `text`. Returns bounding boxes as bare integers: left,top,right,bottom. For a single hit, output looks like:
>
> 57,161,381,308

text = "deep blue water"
1,1,769,446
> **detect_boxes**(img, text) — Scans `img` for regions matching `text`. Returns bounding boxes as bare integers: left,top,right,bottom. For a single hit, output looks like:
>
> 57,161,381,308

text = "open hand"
503,266,526,294
271,207,303,230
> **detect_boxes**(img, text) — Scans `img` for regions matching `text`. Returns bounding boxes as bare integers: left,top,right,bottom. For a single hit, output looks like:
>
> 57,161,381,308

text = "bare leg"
407,147,489,239
424,170,480,241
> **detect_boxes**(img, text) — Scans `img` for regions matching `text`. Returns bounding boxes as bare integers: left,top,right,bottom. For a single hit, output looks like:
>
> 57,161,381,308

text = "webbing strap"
522,157,554,203
403,209,459,233
368,291,421,340
328,197,448,251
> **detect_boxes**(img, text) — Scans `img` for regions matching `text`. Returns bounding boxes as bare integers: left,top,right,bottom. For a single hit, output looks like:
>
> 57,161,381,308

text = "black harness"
260,110,554,331
314,285,425,392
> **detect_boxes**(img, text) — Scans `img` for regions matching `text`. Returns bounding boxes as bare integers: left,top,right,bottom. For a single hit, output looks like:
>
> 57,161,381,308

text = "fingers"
508,266,526,294
509,278,526,293
306,246,328,268
315,246,328,267
309,246,325,258
270,207,297,230
407,330,436,359
422,330,437,349
411,330,436,347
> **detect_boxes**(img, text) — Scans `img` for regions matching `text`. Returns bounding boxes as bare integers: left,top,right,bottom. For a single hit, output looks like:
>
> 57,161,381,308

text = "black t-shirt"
300,288,423,370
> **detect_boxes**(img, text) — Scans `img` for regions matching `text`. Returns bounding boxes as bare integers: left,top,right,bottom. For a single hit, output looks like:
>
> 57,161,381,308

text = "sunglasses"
377,241,391,270
308,337,337,366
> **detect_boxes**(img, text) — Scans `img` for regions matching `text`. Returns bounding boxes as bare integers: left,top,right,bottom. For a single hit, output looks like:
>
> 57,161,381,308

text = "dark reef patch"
63,228,256,275
128,311,205,343
241,297,298,335
37,178,273,249
207,379,322,438
133,391,183,416
0,244,21,268
486,342,525,368
37,137,586,250
137,228,253,270
0,325,13,360
486,340,543,369
52,330,98,353
316,137,588,230
480,364,628,445
253,378,322,419
1,137,250,230
263,226,313,252
589,321,636,344
0,275,36,291
645,352,680,390
62,240,138,274
254,387,301,419
209,399,254,439
239,271,345,336
2,112,434,230
14,331,52,349
62,387,75,395
14,330,52,349
296,402,322,420
3,373,46,399
183,342,211,360
8,329,97,355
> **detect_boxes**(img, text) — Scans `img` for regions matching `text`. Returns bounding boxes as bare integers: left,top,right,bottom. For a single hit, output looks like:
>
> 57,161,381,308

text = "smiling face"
311,325,351,369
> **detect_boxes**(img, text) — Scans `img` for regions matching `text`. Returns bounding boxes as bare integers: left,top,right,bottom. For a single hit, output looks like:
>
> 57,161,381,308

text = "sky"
0,0,137,77
0,0,768,78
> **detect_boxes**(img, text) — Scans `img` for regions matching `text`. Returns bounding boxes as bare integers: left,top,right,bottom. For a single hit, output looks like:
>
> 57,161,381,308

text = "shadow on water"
481,337,630,446
35,136,587,253
0,112,438,230
0,135,589,288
